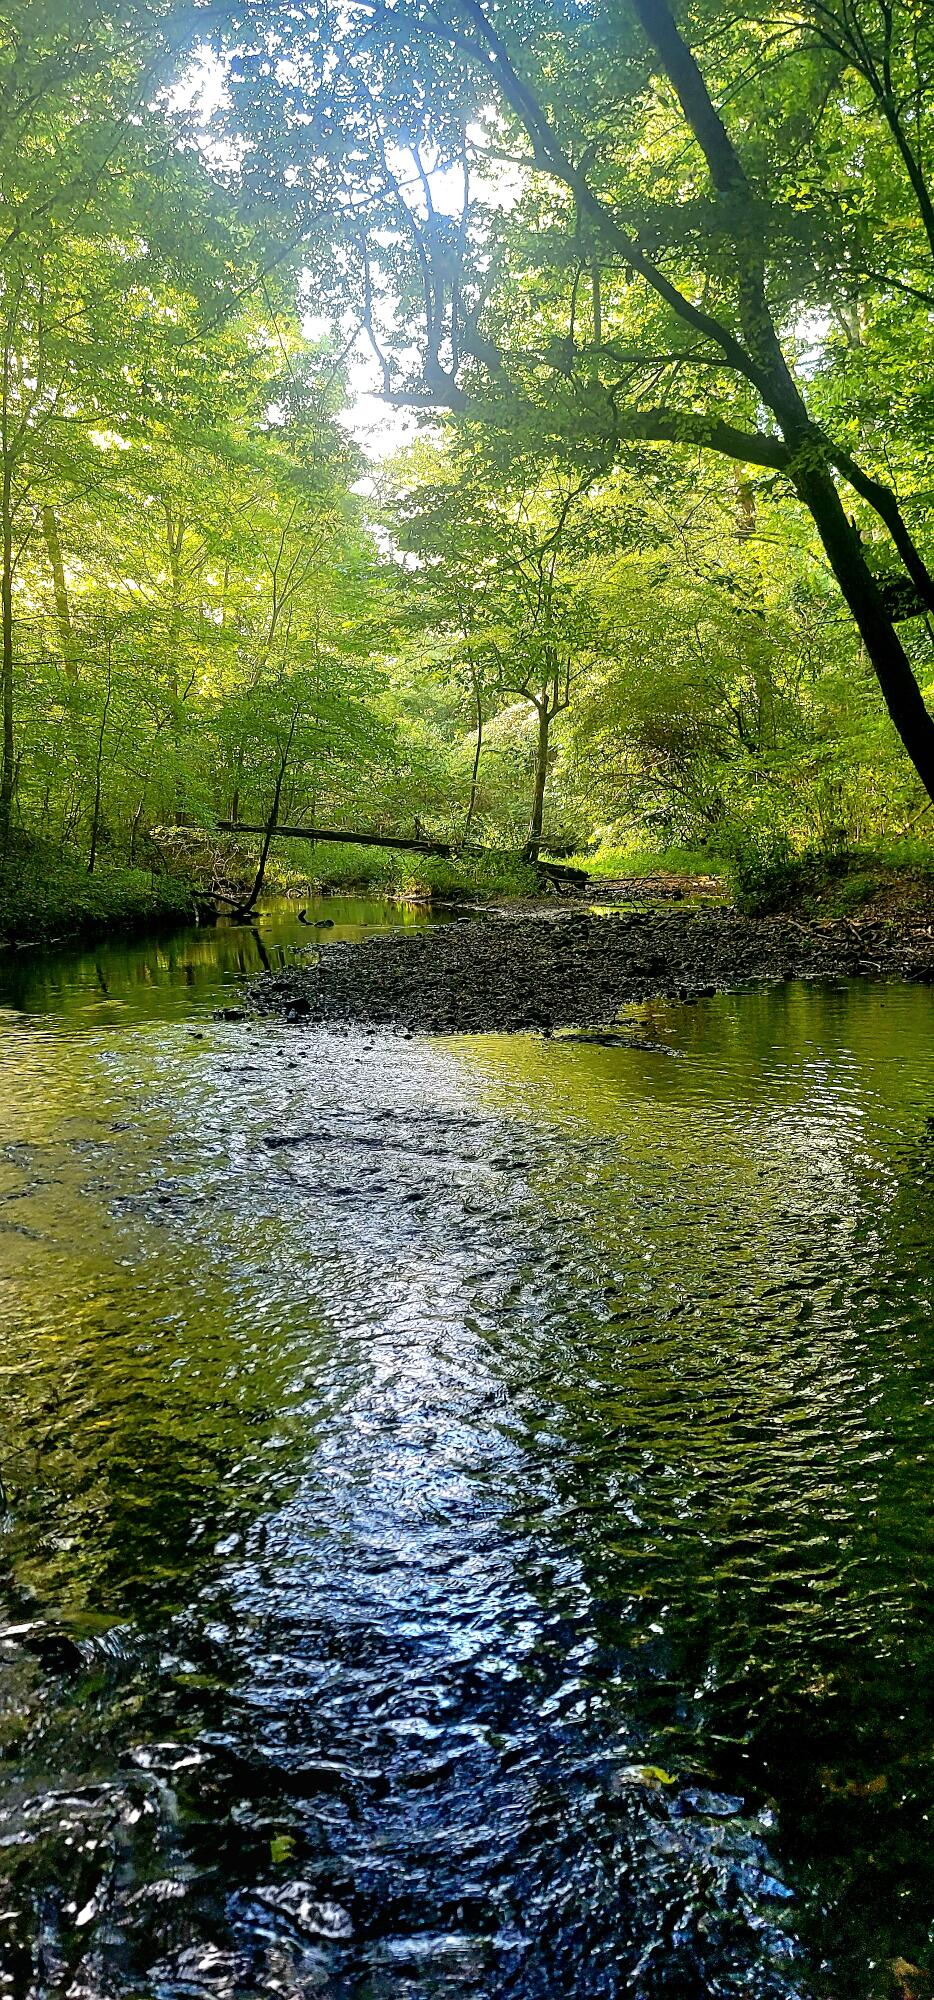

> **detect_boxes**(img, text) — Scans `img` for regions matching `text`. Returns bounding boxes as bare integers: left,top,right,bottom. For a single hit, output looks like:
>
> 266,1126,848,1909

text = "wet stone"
248,907,934,1034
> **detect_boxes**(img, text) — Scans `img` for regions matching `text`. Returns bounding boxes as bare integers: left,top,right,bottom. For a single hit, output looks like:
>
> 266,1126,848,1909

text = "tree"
0,0,201,834
388,432,605,851
226,0,934,806
0,0,327,846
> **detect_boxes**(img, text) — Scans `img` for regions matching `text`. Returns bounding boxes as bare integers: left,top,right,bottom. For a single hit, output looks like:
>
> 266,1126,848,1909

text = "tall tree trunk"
42,505,76,679
875,91,934,273
165,504,187,826
423,0,934,808
793,456,934,799
735,475,756,541
237,712,299,916
628,0,934,805
465,667,483,830
230,740,245,825
87,651,113,875
524,702,550,859
0,456,14,846
129,795,145,866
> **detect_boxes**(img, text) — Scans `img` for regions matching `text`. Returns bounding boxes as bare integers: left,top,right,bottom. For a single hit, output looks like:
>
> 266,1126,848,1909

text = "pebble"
247,907,934,1035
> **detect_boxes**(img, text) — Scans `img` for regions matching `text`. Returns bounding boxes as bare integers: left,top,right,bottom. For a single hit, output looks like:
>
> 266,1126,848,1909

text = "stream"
0,896,933,1998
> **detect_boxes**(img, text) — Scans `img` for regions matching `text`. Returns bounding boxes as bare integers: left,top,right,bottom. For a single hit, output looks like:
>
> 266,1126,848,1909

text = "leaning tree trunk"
236,713,299,917
625,0,934,807
465,671,483,831
794,456,934,802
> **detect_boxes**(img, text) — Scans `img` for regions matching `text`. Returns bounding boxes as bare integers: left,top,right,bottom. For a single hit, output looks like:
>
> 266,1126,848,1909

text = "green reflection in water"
445,983,934,1987
0,926,933,1996
0,891,441,1025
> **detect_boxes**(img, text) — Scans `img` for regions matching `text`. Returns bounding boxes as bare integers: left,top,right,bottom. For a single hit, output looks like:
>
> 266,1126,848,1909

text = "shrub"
406,852,539,900
563,843,724,879
727,833,814,915
831,871,876,914
0,837,197,947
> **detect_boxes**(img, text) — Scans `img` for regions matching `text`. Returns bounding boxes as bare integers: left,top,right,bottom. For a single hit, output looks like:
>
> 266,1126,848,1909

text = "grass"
266,839,539,901
809,847,934,919
268,835,726,899
403,851,539,900
561,843,725,879
265,840,402,892
844,835,934,874
0,835,198,949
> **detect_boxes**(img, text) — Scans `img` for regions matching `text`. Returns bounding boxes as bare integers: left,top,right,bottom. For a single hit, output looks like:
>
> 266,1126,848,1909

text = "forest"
2,0,934,936
5,8,934,1996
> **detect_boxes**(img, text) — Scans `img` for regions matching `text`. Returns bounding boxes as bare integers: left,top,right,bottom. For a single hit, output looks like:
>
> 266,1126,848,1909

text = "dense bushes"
727,835,934,917
727,835,813,915
0,839,198,947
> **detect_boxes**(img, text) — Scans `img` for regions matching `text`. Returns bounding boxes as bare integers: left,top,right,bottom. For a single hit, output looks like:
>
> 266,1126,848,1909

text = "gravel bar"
246,906,934,1034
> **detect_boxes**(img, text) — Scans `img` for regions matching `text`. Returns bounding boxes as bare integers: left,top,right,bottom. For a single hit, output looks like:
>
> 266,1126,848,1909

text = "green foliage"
278,841,537,901
5,0,934,918
281,842,406,891
564,845,725,879
221,0,934,823
0,838,196,947
728,835,934,916
831,871,876,914
403,853,539,901
727,832,812,916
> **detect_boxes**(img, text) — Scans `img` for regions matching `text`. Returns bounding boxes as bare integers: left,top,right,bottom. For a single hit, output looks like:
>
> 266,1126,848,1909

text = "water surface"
0,903,932,1998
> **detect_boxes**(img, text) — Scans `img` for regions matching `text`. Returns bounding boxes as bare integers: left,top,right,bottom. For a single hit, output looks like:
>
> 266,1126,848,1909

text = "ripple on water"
0,934,932,1997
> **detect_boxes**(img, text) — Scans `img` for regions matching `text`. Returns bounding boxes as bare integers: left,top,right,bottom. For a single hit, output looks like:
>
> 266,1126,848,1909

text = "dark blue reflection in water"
0,917,932,1999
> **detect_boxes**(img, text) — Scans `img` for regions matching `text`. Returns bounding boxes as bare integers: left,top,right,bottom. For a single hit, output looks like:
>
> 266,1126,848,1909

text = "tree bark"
465,664,483,830
524,703,550,858
792,453,934,796
628,0,934,803
236,711,300,916
129,795,145,866
0,456,14,844
42,505,76,678
464,0,934,803
218,819,459,855
165,503,187,826
87,651,112,874
882,96,934,272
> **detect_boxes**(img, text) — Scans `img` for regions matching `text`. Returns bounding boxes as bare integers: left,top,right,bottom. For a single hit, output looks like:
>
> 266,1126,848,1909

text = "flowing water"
0,897,933,1999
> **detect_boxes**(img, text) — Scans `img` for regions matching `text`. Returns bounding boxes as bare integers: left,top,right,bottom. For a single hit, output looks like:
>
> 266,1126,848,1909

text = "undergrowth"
727,833,934,916
268,840,538,900
0,836,197,947
562,843,724,879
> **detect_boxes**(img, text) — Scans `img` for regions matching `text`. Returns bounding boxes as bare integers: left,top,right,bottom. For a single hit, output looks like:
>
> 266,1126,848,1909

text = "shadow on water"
0,911,932,1997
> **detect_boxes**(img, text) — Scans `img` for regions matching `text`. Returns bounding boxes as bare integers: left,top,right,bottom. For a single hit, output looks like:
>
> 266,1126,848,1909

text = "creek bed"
0,898,932,1998
249,904,934,1034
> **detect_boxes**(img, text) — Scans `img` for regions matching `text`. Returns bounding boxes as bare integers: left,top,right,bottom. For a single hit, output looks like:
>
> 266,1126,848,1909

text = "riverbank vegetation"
2,0,934,938
0,837,197,948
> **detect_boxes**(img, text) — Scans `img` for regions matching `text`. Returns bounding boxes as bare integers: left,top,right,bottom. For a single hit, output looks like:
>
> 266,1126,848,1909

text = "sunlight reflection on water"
0,912,932,1996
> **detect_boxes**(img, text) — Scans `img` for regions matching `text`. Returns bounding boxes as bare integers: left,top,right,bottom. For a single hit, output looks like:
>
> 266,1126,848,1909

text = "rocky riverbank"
248,905,934,1034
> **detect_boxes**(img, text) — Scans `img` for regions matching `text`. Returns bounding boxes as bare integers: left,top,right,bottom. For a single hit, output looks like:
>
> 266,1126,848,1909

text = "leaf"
611,1762,679,1791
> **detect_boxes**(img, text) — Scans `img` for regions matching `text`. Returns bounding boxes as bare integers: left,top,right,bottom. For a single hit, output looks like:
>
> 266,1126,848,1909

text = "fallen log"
538,859,589,888
216,820,465,857
213,820,589,891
